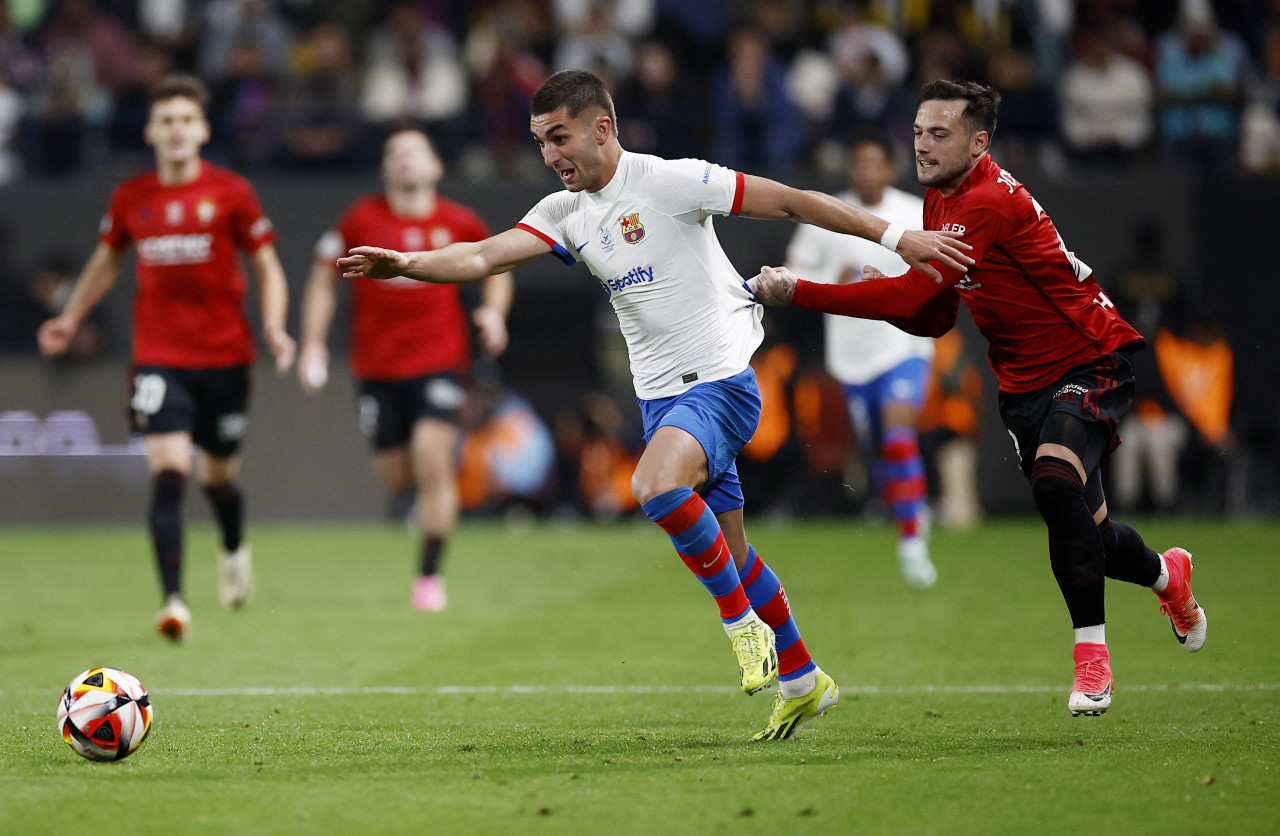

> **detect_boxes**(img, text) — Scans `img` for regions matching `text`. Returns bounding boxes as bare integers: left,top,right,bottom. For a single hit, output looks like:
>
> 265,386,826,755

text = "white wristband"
879,223,905,254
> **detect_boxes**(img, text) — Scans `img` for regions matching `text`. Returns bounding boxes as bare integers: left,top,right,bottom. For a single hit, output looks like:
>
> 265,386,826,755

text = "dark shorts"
129,365,251,458
357,372,466,451
998,351,1136,478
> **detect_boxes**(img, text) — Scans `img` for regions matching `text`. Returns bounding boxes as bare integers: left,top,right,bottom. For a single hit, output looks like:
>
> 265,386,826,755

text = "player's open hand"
338,247,410,281
472,306,509,357
37,316,76,357
748,266,797,306
264,324,296,376
896,229,972,282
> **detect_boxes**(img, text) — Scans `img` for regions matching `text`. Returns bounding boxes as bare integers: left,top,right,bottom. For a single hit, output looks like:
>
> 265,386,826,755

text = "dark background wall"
1,166,1274,523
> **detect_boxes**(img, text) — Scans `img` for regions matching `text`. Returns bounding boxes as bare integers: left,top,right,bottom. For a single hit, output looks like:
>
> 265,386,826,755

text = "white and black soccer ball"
56,666,153,761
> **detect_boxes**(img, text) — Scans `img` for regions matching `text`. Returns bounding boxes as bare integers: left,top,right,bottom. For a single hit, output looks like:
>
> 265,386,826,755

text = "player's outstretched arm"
339,227,550,285
249,243,297,375
37,243,124,357
737,175,972,282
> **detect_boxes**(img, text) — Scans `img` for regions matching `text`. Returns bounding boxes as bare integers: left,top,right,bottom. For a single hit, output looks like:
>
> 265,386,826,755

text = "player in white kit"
338,70,972,740
785,137,937,588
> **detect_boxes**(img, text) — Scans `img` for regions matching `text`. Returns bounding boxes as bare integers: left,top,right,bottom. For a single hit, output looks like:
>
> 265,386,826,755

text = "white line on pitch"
148,682,1280,697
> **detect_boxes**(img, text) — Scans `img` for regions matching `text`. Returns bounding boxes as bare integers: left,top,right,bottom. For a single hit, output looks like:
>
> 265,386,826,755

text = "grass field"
1,517,1277,835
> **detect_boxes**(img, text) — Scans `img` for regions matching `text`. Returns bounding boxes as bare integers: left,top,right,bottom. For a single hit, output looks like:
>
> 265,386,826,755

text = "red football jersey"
793,155,1144,393
314,194,491,380
100,162,276,368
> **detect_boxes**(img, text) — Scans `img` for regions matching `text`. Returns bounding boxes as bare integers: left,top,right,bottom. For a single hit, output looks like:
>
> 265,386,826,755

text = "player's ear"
595,115,612,145
971,130,989,158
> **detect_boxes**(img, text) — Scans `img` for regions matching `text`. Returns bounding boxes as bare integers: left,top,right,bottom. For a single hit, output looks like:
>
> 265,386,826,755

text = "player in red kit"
751,80,1206,716
299,129,513,612
38,74,296,641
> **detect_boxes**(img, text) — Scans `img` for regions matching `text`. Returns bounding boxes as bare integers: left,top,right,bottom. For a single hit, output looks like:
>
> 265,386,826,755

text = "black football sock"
149,469,186,599
1031,457,1106,629
203,482,243,552
1099,518,1162,587
419,535,445,577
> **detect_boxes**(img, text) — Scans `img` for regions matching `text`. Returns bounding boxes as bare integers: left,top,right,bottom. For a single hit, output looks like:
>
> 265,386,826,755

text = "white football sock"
1150,554,1170,591
1074,624,1106,646
723,609,759,636
780,669,818,699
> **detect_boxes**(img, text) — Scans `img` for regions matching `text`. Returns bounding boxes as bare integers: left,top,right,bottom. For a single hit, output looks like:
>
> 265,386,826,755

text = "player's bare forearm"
341,229,548,285
300,262,339,348
250,245,296,373
62,245,124,325
250,245,290,334
481,271,515,319
738,176,971,281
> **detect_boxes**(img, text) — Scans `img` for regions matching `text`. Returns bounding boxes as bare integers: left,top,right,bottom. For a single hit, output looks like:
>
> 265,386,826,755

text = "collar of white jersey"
584,151,631,203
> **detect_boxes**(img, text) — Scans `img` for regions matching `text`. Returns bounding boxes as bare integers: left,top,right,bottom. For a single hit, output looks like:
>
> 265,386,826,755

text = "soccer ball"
56,666,153,761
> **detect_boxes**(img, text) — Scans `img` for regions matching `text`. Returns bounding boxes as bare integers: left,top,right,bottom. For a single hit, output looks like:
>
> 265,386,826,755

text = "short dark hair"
149,74,210,113
531,69,618,136
917,79,1000,139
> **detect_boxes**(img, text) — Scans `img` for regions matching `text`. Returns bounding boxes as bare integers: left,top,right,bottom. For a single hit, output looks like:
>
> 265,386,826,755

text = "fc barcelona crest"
619,212,645,244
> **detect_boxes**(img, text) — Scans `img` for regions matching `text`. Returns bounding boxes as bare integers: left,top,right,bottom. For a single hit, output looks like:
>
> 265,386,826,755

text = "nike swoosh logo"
702,559,717,568
576,241,589,252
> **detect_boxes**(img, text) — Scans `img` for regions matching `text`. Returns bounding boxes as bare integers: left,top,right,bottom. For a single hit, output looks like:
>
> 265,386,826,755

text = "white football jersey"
784,187,934,385
518,151,763,399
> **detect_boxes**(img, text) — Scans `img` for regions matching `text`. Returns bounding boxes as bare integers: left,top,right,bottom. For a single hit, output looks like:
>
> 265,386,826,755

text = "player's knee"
631,470,679,507
153,468,187,497
1029,456,1084,516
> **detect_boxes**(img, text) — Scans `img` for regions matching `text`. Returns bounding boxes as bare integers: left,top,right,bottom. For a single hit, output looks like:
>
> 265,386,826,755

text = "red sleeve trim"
516,222,574,266
515,222,556,248
730,171,745,216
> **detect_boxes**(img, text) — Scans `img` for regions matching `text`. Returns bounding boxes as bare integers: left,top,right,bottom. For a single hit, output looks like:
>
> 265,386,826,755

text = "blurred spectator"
0,65,22,183
360,2,469,153
825,4,913,148
613,38,705,160
270,21,369,171
39,0,141,96
463,0,548,177
987,46,1059,172
1240,24,1280,175
709,27,805,177
197,0,293,83
0,1,43,94
652,0,731,76
552,0,653,83
207,38,277,168
827,48,916,151
828,1,909,90
1154,2,1250,170
1059,25,1154,165
107,37,174,164
25,36,108,173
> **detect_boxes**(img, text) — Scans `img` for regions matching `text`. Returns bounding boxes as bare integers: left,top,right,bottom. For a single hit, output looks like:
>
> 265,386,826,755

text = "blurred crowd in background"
0,0,1277,183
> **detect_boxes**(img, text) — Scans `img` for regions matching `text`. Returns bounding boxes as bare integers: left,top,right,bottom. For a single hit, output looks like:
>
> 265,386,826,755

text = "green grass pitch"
2,517,1277,834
